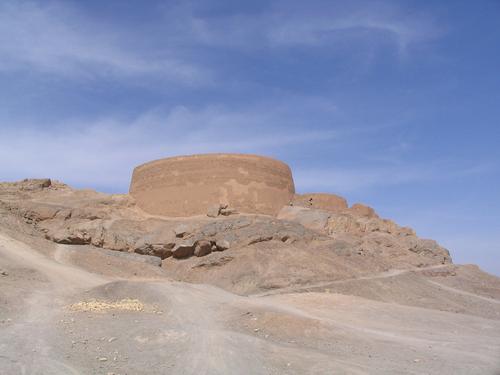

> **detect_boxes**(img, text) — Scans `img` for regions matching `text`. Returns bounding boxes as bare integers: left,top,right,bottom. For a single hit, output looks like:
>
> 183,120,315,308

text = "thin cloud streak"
0,0,441,86
0,103,338,191
294,162,493,194
1,102,490,195
0,1,209,84
185,1,441,56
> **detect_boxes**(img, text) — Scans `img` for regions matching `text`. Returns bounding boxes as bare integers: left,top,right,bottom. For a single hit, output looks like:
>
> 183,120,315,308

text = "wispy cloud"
0,100,338,191
268,7,438,53
0,1,209,84
0,0,442,86
1,96,491,195
294,161,493,193
185,1,441,56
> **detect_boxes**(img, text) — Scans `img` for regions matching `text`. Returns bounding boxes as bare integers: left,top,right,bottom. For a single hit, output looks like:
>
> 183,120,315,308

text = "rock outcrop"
0,178,450,270
0,156,453,294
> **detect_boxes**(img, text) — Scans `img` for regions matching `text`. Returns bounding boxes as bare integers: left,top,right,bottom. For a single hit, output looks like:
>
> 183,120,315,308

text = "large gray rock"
174,224,191,238
192,216,320,251
207,204,221,218
172,240,196,259
134,228,176,259
194,240,212,257
277,206,331,233
101,248,162,267
19,178,52,191
408,238,451,263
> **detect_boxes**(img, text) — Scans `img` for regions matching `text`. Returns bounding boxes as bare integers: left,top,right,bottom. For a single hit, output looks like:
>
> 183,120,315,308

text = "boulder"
408,238,451,263
220,207,237,216
134,229,176,259
101,220,144,251
102,249,162,267
18,202,61,223
215,239,230,251
20,178,51,191
277,206,331,233
357,218,415,236
349,203,378,218
69,208,106,220
49,223,97,245
327,214,361,235
172,240,196,259
207,204,222,218
174,224,191,238
194,240,212,257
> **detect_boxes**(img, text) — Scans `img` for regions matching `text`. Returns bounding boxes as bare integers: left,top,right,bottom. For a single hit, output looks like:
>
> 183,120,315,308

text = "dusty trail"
0,232,107,292
1,232,500,374
425,279,500,304
0,232,357,374
0,232,109,374
252,264,448,297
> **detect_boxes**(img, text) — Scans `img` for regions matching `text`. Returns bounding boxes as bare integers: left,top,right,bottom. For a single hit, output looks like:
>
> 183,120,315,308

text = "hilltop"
0,173,499,374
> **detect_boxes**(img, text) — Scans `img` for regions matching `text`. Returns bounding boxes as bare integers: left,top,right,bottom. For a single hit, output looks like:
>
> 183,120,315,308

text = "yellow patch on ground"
67,298,145,312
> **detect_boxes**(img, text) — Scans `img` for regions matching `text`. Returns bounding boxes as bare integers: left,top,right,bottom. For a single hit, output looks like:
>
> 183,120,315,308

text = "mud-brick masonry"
129,153,295,217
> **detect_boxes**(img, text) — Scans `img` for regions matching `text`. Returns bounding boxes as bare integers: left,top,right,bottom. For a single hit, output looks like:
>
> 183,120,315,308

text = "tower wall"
129,154,295,217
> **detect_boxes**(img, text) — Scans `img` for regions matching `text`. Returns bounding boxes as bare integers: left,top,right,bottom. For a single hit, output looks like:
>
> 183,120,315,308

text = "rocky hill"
0,176,499,374
1,178,451,294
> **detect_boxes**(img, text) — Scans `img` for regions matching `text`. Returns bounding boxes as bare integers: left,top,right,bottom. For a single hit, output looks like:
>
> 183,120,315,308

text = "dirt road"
1,232,499,374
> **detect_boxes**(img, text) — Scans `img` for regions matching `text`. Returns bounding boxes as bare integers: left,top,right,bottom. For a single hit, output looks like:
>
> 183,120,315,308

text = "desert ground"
1,179,499,374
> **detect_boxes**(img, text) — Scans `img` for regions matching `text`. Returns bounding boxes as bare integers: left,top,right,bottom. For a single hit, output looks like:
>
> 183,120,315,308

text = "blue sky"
1,0,499,275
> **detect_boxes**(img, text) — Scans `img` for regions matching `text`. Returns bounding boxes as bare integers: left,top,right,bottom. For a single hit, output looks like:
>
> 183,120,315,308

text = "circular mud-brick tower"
129,153,295,217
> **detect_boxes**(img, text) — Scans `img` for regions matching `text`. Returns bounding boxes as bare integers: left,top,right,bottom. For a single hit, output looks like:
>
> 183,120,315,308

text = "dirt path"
1,232,500,374
252,264,449,297
425,279,500,304
0,232,107,292
0,232,110,374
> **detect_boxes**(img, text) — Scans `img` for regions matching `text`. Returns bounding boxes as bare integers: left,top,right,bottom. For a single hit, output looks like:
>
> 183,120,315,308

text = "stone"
174,224,190,238
349,203,378,218
220,207,237,216
69,208,105,220
20,178,51,191
171,241,196,259
49,222,98,245
277,206,331,233
101,249,162,267
194,240,212,257
215,239,230,251
409,238,451,262
24,203,61,222
203,216,317,249
134,239,174,259
327,214,360,234
100,220,143,251
358,218,413,236
134,228,176,259
207,204,221,218
129,154,295,217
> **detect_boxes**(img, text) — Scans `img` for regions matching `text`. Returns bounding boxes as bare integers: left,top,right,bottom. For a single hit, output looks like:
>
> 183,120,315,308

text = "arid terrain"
1,178,499,374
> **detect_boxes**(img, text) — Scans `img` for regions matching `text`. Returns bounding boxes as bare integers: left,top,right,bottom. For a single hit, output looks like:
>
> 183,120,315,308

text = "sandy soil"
1,230,499,374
